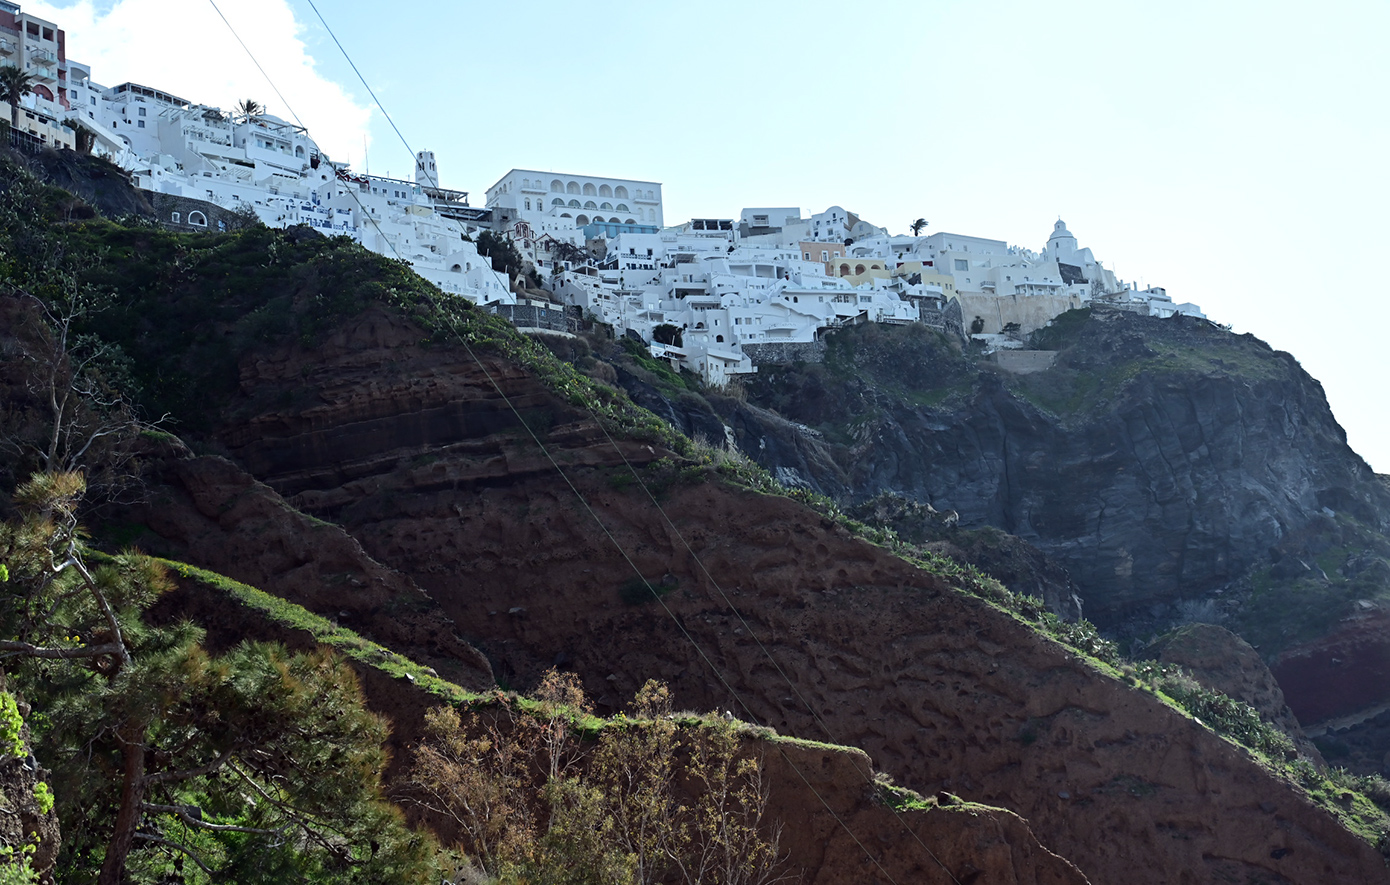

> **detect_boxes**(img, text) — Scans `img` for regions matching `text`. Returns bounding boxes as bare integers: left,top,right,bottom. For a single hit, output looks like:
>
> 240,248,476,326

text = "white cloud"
25,0,372,163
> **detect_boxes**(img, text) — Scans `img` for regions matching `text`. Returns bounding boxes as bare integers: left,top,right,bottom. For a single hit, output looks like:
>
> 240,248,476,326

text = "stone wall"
147,192,248,233
922,298,965,341
494,302,575,333
742,340,827,366
959,292,1089,336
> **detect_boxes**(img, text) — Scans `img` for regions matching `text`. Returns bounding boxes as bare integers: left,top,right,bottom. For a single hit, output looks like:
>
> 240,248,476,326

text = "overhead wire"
209,3,952,881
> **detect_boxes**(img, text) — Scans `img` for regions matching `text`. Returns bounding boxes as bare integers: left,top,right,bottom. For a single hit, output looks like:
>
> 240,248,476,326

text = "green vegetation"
1229,513,1390,656
0,693,24,759
1026,307,1092,351
1011,309,1291,420
0,473,438,884
618,575,675,606
745,321,977,442
157,560,477,706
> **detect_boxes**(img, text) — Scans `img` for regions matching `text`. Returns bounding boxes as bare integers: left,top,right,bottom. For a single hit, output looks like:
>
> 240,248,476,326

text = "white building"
484,168,664,247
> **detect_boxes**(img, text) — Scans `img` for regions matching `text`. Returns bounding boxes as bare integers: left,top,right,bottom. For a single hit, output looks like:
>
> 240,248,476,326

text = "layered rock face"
728,310,1390,626
183,310,1389,885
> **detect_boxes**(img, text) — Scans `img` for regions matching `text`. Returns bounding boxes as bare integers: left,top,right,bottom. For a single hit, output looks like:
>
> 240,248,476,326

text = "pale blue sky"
34,0,1390,470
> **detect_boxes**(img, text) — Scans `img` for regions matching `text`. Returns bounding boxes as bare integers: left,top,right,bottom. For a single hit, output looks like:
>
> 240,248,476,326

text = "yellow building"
833,257,891,287
892,261,957,296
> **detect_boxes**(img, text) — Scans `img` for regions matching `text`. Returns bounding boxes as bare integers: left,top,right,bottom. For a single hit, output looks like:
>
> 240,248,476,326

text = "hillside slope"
169,306,1388,885
2,154,1388,882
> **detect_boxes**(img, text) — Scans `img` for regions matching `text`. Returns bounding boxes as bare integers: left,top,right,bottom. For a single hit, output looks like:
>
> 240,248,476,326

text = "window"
954,259,969,271
138,107,146,116
137,120,145,128
171,211,180,223
188,211,207,227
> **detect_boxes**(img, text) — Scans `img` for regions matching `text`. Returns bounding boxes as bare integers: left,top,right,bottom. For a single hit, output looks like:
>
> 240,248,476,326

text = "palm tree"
910,218,928,236
1,64,36,132
234,98,262,121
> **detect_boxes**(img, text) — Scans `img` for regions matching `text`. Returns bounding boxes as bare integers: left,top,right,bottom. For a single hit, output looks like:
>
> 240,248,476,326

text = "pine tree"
0,472,438,884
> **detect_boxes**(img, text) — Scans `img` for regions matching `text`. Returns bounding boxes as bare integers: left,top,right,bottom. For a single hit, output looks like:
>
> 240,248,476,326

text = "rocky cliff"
722,311,1390,631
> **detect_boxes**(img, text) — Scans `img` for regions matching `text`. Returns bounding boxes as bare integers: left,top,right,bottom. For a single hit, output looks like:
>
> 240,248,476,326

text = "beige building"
0,100,74,148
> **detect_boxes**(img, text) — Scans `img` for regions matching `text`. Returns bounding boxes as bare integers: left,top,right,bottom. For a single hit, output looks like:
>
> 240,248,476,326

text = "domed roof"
1048,218,1075,241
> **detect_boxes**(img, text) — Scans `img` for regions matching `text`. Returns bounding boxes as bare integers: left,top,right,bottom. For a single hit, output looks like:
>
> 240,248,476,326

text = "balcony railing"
0,40,15,55
29,49,56,66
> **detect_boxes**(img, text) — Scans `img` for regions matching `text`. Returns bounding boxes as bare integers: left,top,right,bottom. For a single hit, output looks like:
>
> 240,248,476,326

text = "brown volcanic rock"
1273,610,1390,726
199,309,1390,884
332,475,1388,885
1140,623,1325,764
761,742,1087,885
131,453,493,688
214,307,656,501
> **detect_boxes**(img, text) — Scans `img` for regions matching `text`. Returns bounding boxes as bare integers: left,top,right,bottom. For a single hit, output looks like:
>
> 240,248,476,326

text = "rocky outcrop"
1274,611,1390,728
762,741,1088,885
727,310,1390,628
1140,623,1324,764
0,673,60,883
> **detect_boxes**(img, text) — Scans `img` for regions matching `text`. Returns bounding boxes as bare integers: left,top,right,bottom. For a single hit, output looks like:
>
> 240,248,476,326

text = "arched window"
716,335,724,343
624,218,635,225
567,181,580,194
525,199,531,210
295,145,305,158
560,213,572,218
855,264,866,275
522,178,530,188
576,214,589,225
582,183,596,196
552,198,564,206
615,186,629,199
188,211,207,227
600,202,612,210
551,179,564,192
609,217,621,223
568,199,580,208
584,201,597,209
839,264,850,276
615,203,629,212
599,184,612,197
451,263,462,272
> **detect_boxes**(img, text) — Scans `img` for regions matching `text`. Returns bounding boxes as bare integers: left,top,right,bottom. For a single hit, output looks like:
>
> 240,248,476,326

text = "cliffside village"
2,2,1205,384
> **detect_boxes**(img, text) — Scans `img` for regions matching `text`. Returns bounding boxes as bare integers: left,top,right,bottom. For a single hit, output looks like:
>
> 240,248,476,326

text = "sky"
26,0,1390,471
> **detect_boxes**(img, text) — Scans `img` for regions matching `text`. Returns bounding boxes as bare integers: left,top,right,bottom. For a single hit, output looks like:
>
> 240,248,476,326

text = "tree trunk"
98,719,147,885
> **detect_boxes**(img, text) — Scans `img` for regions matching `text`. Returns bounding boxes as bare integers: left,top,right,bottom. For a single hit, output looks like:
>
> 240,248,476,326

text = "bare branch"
132,833,212,875
142,747,236,786
0,640,125,660
67,554,131,671
142,803,283,835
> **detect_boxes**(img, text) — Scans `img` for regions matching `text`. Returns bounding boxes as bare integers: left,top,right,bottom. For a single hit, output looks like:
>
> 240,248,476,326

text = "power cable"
208,4,947,881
